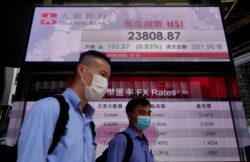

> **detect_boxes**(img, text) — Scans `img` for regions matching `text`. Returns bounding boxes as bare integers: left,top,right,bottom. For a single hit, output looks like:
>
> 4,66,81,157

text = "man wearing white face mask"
105,98,154,162
17,50,111,162
80,66,108,101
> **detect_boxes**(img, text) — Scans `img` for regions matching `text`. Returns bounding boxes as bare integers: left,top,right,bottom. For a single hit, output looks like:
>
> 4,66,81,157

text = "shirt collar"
62,88,95,119
126,126,149,142
83,103,95,120
62,88,81,108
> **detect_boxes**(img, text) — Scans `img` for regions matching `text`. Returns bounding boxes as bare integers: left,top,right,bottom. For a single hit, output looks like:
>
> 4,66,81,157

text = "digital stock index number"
128,31,181,41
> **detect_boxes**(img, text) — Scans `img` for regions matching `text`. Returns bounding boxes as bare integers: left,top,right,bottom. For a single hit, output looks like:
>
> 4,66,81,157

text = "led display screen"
19,76,240,161
25,6,230,62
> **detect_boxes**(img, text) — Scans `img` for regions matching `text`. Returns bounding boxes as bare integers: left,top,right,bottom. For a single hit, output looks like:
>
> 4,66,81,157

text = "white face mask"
80,67,108,101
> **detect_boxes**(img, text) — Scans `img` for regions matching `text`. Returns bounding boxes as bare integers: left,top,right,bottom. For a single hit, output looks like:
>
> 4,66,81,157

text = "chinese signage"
25,6,230,62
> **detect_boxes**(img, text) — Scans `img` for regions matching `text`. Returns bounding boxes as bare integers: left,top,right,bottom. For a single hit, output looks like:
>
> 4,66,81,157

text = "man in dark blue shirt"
106,98,154,162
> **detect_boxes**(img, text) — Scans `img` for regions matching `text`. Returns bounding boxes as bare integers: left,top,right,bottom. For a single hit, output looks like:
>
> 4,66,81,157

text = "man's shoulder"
110,131,130,144
21,96,63,130
36,96,60,106
30,96,61,115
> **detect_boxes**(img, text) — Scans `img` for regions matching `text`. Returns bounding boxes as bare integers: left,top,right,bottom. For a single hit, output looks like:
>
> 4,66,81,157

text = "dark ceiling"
222,0,250,57
1,0,250,67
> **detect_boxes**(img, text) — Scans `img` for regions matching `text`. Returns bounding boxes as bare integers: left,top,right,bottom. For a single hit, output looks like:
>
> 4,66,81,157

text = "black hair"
78,50,111,66
126,98,151,114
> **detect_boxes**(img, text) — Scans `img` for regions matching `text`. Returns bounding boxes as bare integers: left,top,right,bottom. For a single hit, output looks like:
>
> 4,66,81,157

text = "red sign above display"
104,76,229,99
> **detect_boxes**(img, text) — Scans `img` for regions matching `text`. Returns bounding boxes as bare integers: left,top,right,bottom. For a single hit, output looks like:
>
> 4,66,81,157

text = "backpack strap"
96,131,133,162
48,95,69,154
119,132,133,162
89,121,96,146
